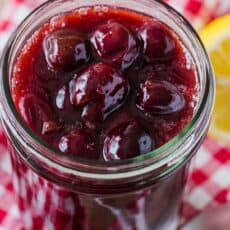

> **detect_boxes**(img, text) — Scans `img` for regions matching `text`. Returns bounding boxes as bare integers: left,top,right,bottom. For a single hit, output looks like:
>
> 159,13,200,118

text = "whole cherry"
139,23,176,63
69,63,129,121
18,94,60,135
90,21,139,70
58,129,99,159
103,119,154,161
43,29,89,70
137,80,185,115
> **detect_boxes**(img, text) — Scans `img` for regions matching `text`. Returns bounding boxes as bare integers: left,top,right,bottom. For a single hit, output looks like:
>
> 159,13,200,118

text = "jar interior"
0,0,214,179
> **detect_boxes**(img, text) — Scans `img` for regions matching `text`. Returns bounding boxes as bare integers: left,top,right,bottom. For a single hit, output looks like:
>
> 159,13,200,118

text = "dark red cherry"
139,23,176,63
137,80,185,115
58,129,98,159
18,94,60,135
103,120,154,161
43,29,89,70
70,63,128,118
90,21,138,70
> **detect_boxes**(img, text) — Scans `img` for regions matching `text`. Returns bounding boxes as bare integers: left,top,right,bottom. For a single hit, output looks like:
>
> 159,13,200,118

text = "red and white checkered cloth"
0,0,229,229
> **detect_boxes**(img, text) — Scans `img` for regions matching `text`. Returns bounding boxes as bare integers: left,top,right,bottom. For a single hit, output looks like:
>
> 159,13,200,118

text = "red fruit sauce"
12,7,197,161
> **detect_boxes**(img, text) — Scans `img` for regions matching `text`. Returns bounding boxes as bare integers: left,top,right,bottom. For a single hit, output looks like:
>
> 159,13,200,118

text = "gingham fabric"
0,0,229,229
164,0,230,28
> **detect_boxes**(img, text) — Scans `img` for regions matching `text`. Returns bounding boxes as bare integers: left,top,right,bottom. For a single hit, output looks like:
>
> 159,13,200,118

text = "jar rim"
0,0,215,180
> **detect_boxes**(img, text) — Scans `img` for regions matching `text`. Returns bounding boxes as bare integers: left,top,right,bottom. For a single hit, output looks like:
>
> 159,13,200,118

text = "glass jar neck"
0,0,214,193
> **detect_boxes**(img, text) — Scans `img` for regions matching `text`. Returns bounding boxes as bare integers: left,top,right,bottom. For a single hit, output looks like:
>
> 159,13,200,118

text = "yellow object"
199,15,230,144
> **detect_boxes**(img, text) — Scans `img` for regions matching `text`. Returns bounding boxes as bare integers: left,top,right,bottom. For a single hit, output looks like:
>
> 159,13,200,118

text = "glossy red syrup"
12,7,197,161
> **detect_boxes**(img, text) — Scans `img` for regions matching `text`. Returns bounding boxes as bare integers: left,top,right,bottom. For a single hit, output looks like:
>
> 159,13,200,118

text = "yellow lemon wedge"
199,15,230,144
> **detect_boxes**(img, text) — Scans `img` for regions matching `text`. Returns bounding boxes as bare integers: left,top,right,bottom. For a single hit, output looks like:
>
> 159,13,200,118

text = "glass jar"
0,0,214,229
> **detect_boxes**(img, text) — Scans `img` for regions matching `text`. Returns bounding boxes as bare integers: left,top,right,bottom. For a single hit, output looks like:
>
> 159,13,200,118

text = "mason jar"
0,0,214,229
